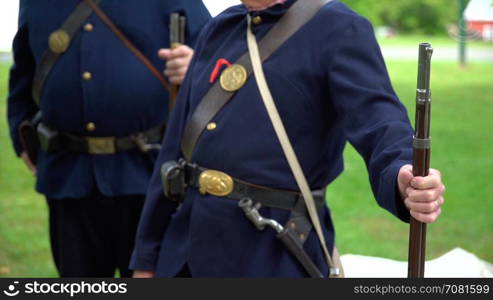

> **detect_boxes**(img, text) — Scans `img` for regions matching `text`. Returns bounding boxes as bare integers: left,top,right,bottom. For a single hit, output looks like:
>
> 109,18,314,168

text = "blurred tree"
340,0,468,35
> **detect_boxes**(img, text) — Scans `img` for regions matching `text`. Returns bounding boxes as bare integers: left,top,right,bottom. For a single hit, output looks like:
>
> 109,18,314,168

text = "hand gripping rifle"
169,13,187,110
408,43,433,278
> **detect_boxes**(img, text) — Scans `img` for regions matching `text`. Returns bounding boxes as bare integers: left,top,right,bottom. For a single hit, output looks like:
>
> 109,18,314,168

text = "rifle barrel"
179,16,186,44
168,13,187,111
170,13,180,48
408,43,433,278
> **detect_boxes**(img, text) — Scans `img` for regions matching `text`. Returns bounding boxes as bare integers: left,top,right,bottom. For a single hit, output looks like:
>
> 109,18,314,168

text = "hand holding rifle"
159,45,194,85
398,165,445,223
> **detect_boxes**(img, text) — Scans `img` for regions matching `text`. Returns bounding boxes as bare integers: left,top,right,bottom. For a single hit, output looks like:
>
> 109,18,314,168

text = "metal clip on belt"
239,198,324,278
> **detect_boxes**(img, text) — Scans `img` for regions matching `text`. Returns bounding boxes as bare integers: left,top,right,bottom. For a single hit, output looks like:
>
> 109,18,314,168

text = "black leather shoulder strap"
181,0,332,160
32,0,102,105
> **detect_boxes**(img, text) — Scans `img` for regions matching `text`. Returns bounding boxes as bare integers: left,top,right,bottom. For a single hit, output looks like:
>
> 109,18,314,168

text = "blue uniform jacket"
130,0,412,277
7,0,211,199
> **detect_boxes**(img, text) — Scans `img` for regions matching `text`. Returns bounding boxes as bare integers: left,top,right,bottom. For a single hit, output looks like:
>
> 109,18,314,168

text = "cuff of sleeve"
129,248,158,271
378,160,411,223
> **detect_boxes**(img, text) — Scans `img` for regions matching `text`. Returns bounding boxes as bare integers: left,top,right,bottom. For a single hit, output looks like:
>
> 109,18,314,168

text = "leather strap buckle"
87,137,116,154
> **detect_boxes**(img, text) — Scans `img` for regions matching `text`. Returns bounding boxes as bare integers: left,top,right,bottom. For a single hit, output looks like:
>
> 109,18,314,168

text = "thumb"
397,164,413,198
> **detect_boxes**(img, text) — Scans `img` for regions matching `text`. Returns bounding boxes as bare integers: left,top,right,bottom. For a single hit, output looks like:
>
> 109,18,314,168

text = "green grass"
0,63,56,277
0,58,492,277
378,34,493,48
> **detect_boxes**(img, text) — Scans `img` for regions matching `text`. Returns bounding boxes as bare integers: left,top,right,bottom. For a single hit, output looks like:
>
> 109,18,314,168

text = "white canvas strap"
246,15,340,277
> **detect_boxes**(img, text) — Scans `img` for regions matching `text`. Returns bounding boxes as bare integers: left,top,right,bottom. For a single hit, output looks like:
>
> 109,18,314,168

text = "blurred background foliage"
341,0,466,35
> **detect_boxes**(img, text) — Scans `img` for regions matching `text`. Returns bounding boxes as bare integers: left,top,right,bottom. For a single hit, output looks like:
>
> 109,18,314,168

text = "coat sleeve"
7,0,38,156
129,19,213,270
183,0,211,47
129,67,191,271
327,17,411,222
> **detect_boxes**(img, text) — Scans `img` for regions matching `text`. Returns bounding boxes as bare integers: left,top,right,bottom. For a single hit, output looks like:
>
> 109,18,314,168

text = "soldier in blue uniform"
7,0,211,277
131,0,446,277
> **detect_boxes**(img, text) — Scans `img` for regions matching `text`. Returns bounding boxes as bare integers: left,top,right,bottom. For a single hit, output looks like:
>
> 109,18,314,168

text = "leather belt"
40,124,163,154
177,161,328,278
183,162,325,212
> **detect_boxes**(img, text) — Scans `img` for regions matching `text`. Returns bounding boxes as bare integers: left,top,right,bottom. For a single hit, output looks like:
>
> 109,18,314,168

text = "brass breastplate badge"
220,64,247,92
49,29,71,54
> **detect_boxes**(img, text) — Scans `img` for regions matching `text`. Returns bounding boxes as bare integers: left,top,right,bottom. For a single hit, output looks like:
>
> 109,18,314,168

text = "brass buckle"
198,170,234,197
87,137,116,155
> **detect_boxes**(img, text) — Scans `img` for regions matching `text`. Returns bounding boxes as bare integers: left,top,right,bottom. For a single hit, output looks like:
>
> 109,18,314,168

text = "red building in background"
464,0,493,41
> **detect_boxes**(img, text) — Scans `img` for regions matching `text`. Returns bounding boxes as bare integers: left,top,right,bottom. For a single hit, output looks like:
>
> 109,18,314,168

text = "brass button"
82,72,92,80
206,122,217,131
86,122,96,132
252,16,262,25
84,23,94,32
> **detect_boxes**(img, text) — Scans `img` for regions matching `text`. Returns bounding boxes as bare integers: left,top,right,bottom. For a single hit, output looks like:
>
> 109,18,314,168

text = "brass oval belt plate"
198,170,234,196
220,64,247,92
49,29,71,54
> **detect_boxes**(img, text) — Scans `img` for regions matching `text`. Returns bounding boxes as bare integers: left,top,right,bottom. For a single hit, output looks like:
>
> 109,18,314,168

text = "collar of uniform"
246,0,287,11
247,0,297,18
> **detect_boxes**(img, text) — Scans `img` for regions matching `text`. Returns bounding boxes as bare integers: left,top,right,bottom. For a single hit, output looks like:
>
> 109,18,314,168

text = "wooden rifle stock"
408,43,433,278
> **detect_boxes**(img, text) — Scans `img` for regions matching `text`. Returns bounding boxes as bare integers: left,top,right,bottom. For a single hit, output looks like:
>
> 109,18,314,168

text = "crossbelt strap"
32,0,102,105
181,0,331,160
83,0,172,109
246,14,340,277
33,0,172,109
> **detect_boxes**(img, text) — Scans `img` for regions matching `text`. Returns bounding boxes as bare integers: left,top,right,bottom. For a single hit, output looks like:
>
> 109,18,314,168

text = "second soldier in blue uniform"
7,0,211,277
